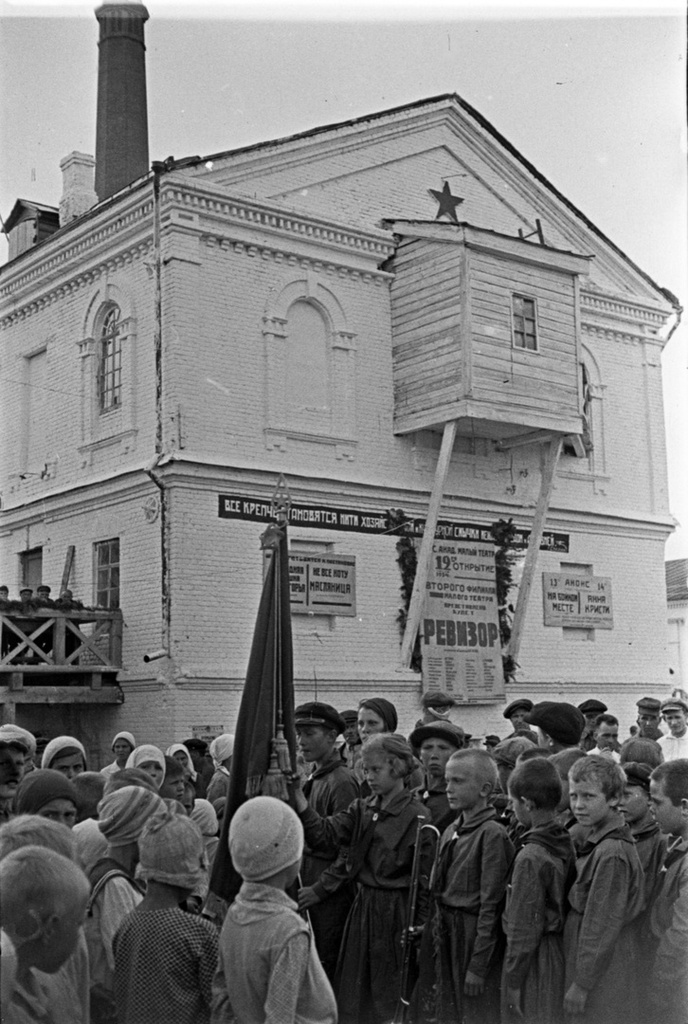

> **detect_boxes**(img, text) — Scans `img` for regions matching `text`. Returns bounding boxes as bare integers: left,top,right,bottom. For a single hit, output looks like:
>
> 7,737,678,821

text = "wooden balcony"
0,606,124,709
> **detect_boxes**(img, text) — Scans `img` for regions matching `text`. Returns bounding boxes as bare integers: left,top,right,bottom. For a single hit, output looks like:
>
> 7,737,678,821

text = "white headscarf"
209,733,235,770
41,736,87,770
190,798,219,837
165,743,197,781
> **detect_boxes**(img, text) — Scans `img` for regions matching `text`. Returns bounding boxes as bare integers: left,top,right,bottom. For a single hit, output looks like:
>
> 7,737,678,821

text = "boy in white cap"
213,796,337,1024
113,808,219,1024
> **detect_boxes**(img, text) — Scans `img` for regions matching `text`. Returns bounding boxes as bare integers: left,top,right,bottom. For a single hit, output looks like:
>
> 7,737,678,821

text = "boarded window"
512,295,538,351
26,348,49,470
94,538,120,608
97,306,122,412
286,301,330,431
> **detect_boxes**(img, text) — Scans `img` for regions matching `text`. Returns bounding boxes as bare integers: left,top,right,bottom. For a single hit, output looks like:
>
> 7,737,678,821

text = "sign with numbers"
542,573,613,629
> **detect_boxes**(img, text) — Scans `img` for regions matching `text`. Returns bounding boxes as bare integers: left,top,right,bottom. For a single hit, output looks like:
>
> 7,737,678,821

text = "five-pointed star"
428,181,464,223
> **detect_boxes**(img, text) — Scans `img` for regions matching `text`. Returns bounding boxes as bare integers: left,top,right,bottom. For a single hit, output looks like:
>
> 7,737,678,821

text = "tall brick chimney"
94,0,150,202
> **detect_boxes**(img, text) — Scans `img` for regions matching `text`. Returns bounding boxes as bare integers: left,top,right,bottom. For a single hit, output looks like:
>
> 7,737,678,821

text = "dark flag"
209,482,296,904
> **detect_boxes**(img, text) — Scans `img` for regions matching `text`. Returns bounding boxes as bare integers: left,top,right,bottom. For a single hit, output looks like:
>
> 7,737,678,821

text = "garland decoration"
489,518,518,683
386,508,422,673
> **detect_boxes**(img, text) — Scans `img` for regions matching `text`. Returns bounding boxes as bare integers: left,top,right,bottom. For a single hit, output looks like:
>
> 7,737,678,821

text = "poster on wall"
542,573,614,629
421,540,505,702
289,554,356,616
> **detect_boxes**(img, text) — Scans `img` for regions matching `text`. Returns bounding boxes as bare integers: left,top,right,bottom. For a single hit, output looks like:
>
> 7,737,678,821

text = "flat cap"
483,734,501,747
503,699,533,720
661,697,688,715
295,701,345,734
622,761,652,791
577,699,608,715
636,697,661,713
340,709,359,725
525,701,585,746
409,720,465,751
182,738,209,754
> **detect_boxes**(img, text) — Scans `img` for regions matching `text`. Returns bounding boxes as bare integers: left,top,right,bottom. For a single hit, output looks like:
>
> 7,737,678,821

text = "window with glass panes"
512,295,538,351
98,306,122,411
94,539,120,608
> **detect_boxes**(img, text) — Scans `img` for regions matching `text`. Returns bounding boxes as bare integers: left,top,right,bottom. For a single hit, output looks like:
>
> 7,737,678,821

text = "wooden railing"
0,607,123,674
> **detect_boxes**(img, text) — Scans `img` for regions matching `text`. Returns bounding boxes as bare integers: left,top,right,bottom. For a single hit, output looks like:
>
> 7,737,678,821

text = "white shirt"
658,731,688,762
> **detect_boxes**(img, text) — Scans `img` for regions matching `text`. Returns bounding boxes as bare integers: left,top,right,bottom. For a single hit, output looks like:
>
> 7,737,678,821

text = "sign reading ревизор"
542,573,614,629
421,540,505,702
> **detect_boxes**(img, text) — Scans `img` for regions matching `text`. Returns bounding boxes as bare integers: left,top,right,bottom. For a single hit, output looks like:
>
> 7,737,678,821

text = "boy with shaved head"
413,749,514,1024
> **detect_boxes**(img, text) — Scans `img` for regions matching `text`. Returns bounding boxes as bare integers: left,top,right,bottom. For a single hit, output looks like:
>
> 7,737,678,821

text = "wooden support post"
400,420,458,668
507,436,563,665
60,546,75,594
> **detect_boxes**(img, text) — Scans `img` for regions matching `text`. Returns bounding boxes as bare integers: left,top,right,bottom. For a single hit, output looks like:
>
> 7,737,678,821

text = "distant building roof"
666,559,688,603
4,199,59,234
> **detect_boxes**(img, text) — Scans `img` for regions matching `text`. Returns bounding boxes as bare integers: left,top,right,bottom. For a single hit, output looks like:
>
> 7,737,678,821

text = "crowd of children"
0,692,687,1024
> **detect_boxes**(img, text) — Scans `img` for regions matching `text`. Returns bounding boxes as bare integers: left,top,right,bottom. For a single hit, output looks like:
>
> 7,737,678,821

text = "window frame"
94,538,120,609
96,305,122,414
511,293,539,352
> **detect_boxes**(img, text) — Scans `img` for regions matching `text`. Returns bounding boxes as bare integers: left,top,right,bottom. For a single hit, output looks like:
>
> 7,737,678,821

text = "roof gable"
178,94,677,312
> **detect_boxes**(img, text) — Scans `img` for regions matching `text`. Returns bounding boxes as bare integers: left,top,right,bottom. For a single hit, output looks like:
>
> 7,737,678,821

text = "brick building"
0,11,680,762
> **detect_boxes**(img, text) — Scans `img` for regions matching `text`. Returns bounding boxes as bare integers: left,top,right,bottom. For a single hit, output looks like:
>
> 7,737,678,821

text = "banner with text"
218,494,569,551
289,554,356,616
542,573,614,629
421,540,505,702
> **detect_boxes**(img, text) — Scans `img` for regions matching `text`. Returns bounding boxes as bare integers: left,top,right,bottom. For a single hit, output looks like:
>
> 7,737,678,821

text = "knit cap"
138,807,206,889
97,786,165,847
41,736,87,770
15,769,78,816
229,796,304,881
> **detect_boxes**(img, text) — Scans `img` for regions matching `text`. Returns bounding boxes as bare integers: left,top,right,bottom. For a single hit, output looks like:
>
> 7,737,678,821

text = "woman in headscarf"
356,697,423,793
190,798,220,867
165,743,197,784
41,736,87,779
125,745,166,791
15,768,79,828
100,732,136,778
206,734,235,804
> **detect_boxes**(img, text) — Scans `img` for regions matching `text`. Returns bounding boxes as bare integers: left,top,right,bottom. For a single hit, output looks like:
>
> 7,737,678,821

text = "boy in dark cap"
502,698,533,738
483,734,501,751
414,690,457,729
293,701,359,982
409,720,465,832
525,702,585,753
635,697,663,741
577,700,608,752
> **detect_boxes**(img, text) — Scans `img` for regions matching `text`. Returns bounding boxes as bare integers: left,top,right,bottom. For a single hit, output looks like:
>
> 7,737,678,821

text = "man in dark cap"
0,732,29,823
577,699,608,751
483,734,501,750
293,701,360,982
408,720,465,832
182,738,214,799
636,697,664,741
502,698,535,740
524,701,585,753
339,709,362,772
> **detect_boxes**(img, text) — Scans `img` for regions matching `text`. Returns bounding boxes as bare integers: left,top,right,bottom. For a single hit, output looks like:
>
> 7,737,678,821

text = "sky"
1,0,686,557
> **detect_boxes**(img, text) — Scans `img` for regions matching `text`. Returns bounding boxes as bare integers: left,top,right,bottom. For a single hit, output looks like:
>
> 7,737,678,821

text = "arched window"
285,301,330,432
97,305,122,412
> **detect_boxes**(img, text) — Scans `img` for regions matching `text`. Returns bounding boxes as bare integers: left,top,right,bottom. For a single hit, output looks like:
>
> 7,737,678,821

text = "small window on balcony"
512,294,538,351
94,538,120,608
97,306,122,413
